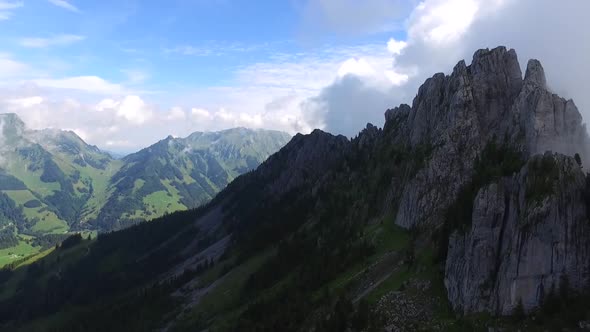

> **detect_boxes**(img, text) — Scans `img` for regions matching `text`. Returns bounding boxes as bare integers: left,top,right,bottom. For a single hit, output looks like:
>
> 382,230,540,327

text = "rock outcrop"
518,60,588,158
256,129,351,198
379,46,590,315
445,153,590,314
389,46,588,229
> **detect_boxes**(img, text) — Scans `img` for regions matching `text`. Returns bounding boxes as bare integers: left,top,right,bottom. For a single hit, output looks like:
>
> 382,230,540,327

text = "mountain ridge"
0,114,290,261
1,46,590,331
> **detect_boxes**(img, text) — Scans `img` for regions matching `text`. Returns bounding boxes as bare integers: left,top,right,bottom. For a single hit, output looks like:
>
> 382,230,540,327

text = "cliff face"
392,47,588,229
377,46,590,314
445,153,590,315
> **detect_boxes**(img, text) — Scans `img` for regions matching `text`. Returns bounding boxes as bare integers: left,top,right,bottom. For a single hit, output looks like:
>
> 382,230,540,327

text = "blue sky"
0,0,588,152
0,1,405,89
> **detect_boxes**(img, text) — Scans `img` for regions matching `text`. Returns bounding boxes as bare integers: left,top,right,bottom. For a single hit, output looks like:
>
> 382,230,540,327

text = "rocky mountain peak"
471,46,523,94
524,59,547,88
376,47,590,316
256,129,350,198
386,46,588,229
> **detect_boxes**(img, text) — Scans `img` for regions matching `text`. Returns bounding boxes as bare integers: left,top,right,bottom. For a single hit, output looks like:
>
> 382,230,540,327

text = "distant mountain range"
0,113,290,253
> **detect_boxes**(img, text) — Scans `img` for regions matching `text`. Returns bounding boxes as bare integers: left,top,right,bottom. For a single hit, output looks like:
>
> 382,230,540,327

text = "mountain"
95,128,292,231
1,47,590,331
0,115,290,264
0,114,121,257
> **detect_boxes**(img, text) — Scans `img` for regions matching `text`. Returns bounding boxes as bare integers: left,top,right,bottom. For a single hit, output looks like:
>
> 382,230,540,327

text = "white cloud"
0,94,156,151
337,58,376,78
166,106,186,121
32,76,123,94
191,108,211,119
407,0,480,45
96,95,153,125
0,1,23,21
47,0,79,13
8,96,43,107
387,38,407,55
20,34,85,48
116,96,151,125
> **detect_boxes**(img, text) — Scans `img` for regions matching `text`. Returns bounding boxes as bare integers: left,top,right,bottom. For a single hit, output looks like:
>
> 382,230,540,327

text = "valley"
0,114,290,268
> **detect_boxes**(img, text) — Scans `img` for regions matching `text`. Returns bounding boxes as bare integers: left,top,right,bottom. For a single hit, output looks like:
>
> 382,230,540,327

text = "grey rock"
357,123,380,150
445,153,590,315
389,46,588,229
254,129,350,199
380,46,590,316
524,59,546,89
516,60,588,158
395,47,523,228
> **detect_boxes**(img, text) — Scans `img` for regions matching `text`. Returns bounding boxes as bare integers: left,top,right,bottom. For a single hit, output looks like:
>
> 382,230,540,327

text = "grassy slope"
123,180,187,220
52,151,123,223
7,164,60,197
0,153,121,267
170,217,410,330
0,241,40,268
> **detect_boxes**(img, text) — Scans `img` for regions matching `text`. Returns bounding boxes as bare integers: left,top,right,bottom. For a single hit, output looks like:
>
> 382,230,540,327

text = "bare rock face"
445,153,590,315
380,47,590,316
391,46,589,229
357,123,381,150
517,59,588,158
255,129,350,198
395,47,524,228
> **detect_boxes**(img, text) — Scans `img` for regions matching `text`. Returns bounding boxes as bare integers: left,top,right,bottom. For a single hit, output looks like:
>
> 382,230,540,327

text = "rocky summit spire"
524,59,547,88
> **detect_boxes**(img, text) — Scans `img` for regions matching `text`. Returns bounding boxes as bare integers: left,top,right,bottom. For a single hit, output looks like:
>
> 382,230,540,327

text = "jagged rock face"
389,46,588,229
379,47,590,316
517,60,588,158
395,47,523,228
253,129,350,198
357,123,381,150
445,153,590,315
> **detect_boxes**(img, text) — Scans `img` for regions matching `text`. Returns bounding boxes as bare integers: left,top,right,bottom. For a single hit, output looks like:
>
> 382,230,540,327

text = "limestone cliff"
380,46,589,315
392,46,587,229
445,153,590,314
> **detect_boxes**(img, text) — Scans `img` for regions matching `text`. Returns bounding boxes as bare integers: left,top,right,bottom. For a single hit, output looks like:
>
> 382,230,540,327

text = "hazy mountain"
2,47,590,331
0,114,290,256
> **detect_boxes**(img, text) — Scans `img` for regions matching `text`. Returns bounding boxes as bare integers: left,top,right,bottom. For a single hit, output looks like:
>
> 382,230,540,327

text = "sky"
0,0,589,153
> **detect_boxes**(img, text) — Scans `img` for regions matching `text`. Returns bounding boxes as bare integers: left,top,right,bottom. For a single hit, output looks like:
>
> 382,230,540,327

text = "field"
0,240,41,268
